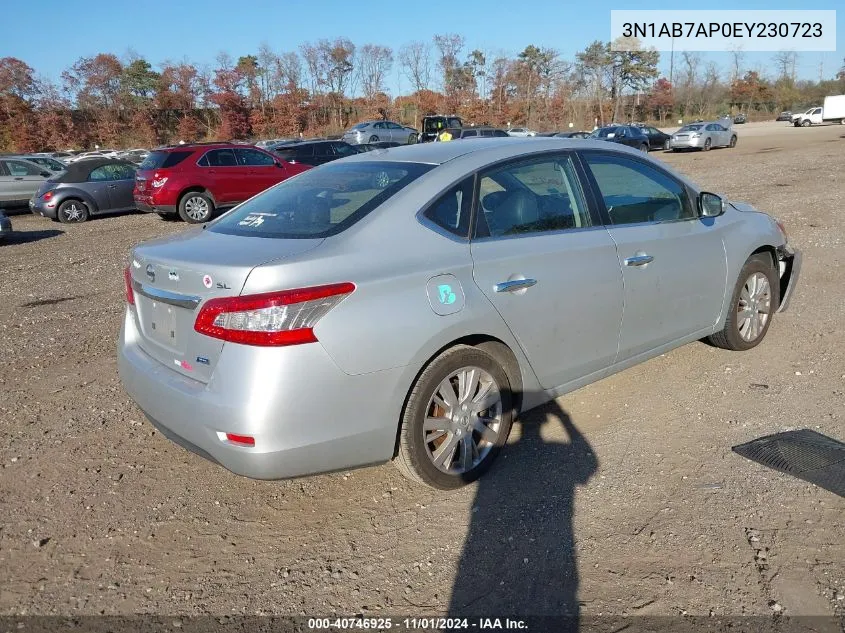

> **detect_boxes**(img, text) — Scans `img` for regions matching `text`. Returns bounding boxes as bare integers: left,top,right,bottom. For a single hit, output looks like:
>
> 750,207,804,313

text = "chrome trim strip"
132,280,201,310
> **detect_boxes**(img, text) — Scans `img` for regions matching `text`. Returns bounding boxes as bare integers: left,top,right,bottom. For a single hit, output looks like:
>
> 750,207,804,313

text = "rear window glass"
138,150,193,170
208,161,434,239
678,125,704,132
352,123,369,130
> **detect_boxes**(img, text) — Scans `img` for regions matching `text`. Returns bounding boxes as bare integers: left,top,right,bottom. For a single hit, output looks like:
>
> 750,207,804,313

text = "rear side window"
204,149,238,167
208,161,433,239
4,160,43,176
423,178,474,238
236,148,275,166
138,150,193,170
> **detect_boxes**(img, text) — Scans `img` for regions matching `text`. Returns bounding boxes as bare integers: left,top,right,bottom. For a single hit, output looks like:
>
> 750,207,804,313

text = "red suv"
133,143,311,223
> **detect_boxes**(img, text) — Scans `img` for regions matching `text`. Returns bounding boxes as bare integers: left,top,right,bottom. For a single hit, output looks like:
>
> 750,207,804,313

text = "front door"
580,151,728,361
469,152,624,390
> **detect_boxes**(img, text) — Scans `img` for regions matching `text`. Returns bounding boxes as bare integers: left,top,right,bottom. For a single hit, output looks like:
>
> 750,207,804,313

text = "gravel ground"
1,122,843,621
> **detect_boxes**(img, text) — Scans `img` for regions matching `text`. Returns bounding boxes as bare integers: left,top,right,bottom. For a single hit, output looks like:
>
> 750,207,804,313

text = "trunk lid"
129,228,323,382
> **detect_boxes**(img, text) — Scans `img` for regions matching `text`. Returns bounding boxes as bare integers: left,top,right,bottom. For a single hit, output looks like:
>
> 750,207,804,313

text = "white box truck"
794,95,845,126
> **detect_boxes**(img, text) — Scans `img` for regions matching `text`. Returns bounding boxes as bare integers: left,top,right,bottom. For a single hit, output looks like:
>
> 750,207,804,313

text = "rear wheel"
639,143,648,153
57,199,89,223
703,138,712,151
707,254,778,351
178,192,214,224
395,345,513,489
729,135,737,148
407,133,417,144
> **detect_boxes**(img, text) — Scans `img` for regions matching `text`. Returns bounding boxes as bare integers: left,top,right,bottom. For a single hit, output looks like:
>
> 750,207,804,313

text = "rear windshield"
352,123,369,130
138,150,193,170
590,127,620,138
208,161,434,239
678,124,704,132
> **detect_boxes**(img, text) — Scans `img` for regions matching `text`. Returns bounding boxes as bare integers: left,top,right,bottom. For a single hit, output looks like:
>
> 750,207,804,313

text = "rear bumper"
135,198,177,215
669,137,704,149
117,309,405,480
776,246,801,313
29,198,58,219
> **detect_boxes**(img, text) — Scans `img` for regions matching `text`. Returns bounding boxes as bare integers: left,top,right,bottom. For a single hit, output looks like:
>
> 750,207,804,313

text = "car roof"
336,137,647,166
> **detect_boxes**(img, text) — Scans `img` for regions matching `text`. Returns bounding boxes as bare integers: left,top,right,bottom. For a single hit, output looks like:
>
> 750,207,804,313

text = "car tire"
395,344,514,489
178,192,214,224
639,143,648,152
801,119,811,127
407,133,417,145
707,253,779,351
729,135,737,148
703,138,712,151
57,199,90,223
369,135,379,142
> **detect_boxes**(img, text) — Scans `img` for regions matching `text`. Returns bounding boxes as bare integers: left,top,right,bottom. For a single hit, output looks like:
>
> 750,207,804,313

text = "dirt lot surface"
1,122,844,622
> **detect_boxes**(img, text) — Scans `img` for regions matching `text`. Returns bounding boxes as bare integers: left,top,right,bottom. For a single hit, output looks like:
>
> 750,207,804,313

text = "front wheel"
407,133,417,144
178,192,214,224
369,135,379,143
395,345,513,489
801,119,811,127
639,144,648,153
58,200,90,223
703,138,712,151
729,135,737,148
707,254,778,351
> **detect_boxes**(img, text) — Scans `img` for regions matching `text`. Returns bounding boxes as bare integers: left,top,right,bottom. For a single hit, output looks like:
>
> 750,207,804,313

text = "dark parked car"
269,140,360,166
552,131,591,139
134,142,309,223
634,125,672,150
455,127,510,139
588,125,650,151
0,209,11,241
776,111,792,122
419,115,464,142
29,159,138,223
733,114,747,124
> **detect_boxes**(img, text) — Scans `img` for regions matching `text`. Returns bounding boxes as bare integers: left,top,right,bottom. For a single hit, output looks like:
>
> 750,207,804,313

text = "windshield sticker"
238,212,277,228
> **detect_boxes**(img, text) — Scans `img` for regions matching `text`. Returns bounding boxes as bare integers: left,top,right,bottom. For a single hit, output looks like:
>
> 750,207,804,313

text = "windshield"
423,118,446,133
589,127,620,138
352,123,369,130
678,125,704,132
208,161,434,239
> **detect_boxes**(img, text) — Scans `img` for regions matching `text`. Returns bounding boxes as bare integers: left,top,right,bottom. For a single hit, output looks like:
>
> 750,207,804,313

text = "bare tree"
680,52,700,116
729,46,745,83
433,33,465,94
357,44,393,100
773,51,798,82
398,41,432,93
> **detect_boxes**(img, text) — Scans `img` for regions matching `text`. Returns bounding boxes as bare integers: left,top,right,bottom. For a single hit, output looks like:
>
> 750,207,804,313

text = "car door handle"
624,254,654,267
108,184,117,188
494,278,537,293
14,177,24,181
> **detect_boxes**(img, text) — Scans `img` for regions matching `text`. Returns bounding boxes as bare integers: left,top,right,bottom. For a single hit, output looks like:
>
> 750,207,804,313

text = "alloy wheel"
62,203,85,222
184,196,210,221
737,272,771,342
422,366,503,475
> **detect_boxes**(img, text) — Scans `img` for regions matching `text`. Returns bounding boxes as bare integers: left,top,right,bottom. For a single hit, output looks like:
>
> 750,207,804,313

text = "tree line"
1,36,844,152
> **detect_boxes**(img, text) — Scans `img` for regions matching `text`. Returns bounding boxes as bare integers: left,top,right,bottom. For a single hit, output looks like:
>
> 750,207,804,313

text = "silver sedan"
118,138,800,489
342,120,418,145
669,122,737,151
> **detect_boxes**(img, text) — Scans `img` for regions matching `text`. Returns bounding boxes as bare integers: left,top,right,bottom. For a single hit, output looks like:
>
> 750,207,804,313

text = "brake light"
225,433,255,447
42,191,53,201
151,173,168,188
194,282,355,346
123,266,135,305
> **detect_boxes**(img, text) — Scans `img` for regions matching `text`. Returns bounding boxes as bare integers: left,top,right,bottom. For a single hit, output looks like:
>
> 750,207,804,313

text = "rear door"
200,149,245,203
580,151,728,360
469,152,624,389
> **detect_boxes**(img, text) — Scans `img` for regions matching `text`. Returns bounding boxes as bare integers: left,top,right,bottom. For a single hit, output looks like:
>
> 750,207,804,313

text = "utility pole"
819,53,824,82
669,37,675,85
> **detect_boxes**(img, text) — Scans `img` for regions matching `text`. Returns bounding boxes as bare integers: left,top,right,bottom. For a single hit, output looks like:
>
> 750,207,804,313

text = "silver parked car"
118,138,800,489
669,122,737,151
342,120,418,145
0,157,53,208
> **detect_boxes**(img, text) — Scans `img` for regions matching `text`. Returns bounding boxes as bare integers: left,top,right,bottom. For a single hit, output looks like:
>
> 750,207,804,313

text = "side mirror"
699,192,725,217
274,161,283,168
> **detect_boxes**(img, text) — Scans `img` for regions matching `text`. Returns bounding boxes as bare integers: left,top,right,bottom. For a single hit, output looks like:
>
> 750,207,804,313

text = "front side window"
422,178,473,238
583,153,694,225
88,165,114,181
236,148,275,166
208,161,433,239
475,154,591,238
332,143,357,157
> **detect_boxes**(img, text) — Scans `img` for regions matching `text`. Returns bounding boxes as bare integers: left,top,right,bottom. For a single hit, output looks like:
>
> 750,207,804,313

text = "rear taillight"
124,266,135,305
42,191,53,201
194,282,355,346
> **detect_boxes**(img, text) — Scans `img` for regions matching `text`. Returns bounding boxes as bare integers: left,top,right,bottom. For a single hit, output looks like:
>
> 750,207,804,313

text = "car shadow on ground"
2,228,64,245
448,393,598,629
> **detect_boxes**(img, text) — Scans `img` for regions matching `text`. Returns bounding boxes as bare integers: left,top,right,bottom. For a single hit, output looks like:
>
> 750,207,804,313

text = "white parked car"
506,128,537,137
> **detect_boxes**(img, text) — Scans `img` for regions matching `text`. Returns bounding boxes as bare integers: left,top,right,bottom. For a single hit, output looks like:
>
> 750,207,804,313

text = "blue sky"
2,0,842,94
